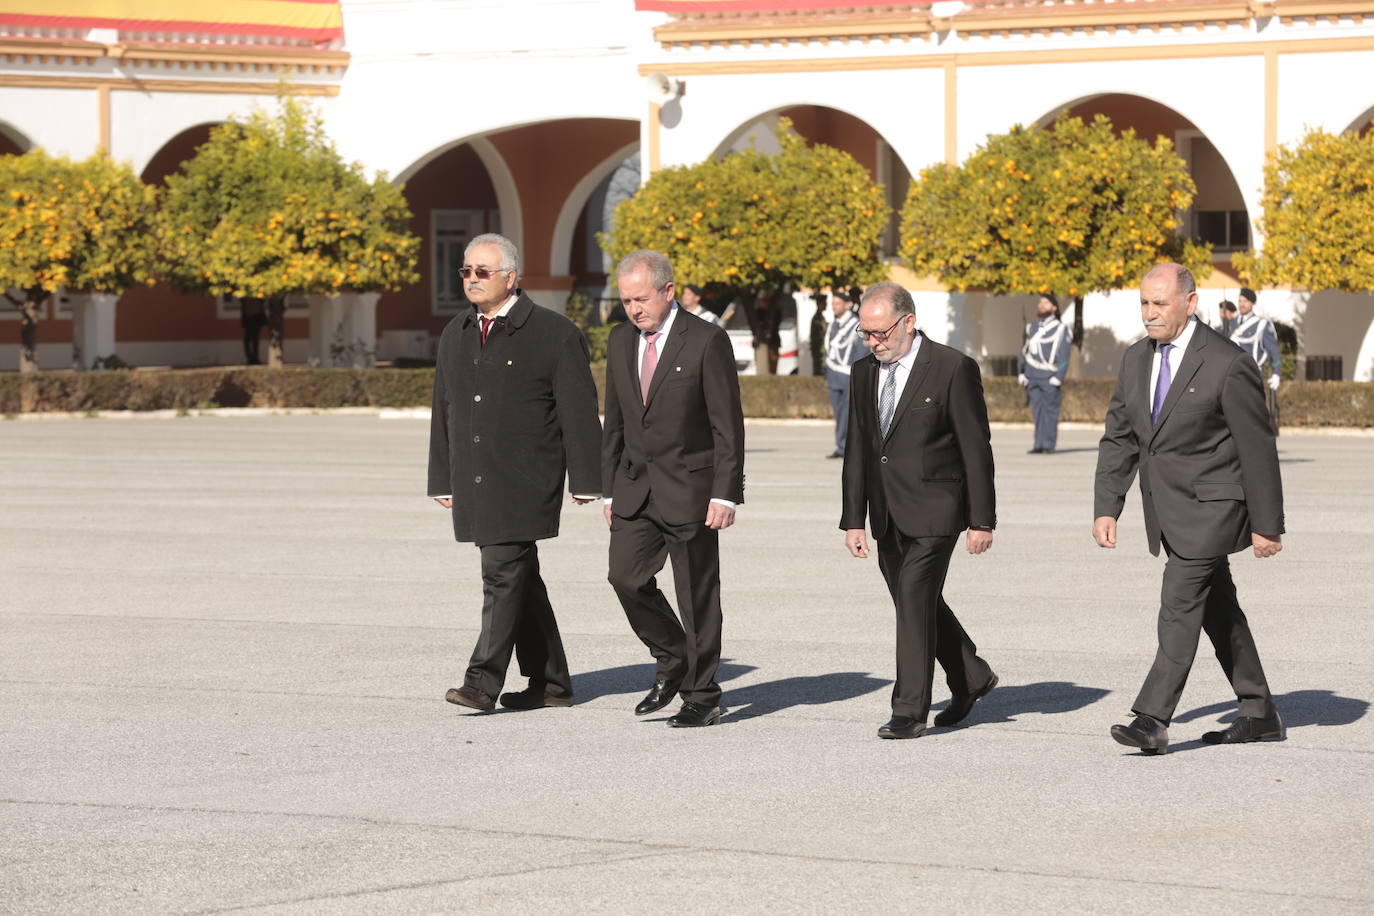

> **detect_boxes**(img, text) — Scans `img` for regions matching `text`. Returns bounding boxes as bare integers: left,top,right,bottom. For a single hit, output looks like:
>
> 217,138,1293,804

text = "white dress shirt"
1149,315,1198,400
875,332,924,417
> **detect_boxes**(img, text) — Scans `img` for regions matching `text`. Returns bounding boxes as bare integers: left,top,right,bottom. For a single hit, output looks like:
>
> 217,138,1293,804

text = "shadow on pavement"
1173,688,1369,729
945,680,1112,726
570,659,755,703
724,671,891,722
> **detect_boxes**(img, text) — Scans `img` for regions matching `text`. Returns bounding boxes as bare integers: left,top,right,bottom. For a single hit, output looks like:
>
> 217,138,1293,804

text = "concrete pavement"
1,415,1371,914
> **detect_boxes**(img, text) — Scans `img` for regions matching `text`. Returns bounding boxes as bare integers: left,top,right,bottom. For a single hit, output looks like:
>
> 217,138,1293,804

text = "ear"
663,280,676,302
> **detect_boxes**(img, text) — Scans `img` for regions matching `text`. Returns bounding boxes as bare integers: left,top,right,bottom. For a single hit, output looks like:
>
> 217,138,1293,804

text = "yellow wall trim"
0,74,340,96
638,34,1374,77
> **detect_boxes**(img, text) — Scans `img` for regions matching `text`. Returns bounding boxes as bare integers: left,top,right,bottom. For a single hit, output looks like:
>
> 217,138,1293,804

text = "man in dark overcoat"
428,233,602,712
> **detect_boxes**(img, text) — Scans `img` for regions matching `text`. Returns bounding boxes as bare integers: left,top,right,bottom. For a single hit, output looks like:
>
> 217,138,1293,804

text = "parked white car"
726,319,798,375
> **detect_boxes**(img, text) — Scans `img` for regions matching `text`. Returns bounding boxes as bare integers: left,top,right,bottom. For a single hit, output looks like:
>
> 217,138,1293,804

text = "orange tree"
599,120,889,373
901,112,1212,353
157,97,419,367
1235,128,1374,292
0,150,157,372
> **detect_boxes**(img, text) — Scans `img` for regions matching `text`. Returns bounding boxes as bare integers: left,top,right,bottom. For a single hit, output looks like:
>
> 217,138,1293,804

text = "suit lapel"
623,323,645,414
1150,325,1207,441
882,336,932,443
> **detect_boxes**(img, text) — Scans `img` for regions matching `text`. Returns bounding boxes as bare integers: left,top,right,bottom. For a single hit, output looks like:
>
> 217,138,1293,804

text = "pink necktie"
640,331,660,404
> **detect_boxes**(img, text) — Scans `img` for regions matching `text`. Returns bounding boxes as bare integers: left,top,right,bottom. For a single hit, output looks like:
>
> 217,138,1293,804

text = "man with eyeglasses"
429,233,603,714
602,249,745,728
840,282,999,740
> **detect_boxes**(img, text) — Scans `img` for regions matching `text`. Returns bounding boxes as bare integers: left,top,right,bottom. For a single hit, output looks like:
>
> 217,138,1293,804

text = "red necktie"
480,315,493,345
640,331,661,404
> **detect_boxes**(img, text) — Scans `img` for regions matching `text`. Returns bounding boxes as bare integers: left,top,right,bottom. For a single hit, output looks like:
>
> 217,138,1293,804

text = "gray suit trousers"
1133,542,1276,725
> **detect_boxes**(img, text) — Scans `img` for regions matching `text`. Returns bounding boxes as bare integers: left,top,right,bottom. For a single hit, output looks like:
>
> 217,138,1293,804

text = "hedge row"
3,367,1372,427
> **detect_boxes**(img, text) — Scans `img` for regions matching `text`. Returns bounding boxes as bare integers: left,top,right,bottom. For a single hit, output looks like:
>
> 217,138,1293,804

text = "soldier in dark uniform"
1017,294,1073,454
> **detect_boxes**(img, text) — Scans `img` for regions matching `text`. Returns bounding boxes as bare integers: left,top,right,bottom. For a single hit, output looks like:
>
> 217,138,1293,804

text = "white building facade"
3,0,1374,379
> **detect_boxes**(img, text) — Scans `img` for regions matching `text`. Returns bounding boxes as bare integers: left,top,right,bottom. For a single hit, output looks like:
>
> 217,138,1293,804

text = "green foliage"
598,119,889,371
156,96,420,299
901,113,1212,344
1235,129,1374,291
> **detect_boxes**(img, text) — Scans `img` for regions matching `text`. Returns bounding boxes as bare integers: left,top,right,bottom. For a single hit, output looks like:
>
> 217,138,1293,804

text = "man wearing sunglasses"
840,283,999,740
428,233,603,714
602,249,745,728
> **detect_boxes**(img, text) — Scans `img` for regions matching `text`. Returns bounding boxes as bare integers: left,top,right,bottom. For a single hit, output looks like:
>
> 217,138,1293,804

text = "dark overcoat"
428,293,602,546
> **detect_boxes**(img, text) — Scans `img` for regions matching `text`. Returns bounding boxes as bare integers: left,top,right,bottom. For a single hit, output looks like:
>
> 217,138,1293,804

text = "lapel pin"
507,360,513,366
924,396,932,403
1188,386,1195,392
675,366,682,371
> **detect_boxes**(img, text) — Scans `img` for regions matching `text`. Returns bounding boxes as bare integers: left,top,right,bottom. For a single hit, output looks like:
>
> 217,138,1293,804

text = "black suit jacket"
428,293,603,546
602,307,745,525
1094,320,1284,558
840,337,996,539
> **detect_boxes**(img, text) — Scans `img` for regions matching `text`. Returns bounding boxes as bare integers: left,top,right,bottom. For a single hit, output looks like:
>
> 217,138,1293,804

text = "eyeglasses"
856,315,909,342
458,266,512,280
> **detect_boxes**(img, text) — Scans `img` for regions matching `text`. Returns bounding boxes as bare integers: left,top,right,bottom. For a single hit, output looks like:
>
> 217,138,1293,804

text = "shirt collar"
1160,315,1198,354
884,332,922,372
645,302,679,338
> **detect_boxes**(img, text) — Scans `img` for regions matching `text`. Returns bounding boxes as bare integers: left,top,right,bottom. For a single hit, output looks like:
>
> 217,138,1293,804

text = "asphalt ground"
1,415,1371,914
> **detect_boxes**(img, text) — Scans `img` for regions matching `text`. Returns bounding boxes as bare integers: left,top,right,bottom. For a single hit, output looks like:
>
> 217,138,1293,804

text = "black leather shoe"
499,687,573,710
1202,712,1285,744
634,676,681,716
1027,448,1043,454
826,450,844,459
667,701,720,727
1111,714,1168,754
934,673,999,728
877,716,926,739
445,685,495,711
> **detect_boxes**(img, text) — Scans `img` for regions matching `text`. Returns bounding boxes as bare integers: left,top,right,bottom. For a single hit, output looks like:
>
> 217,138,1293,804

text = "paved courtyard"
1,414,1371,914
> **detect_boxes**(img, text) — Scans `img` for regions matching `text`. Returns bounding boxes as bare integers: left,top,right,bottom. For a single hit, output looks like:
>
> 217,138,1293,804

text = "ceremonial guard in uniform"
824,289,868,459
1216,300,1238,338
1230,288,1282,431
1017,294,1074,454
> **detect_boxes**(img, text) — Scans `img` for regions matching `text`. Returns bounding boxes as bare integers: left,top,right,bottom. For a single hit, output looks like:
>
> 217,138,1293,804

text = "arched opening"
553,145,640,322
0,121,31,156
140,123,220,185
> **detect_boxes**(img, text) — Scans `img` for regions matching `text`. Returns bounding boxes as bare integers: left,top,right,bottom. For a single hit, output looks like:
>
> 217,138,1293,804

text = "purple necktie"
1151,343,1174,426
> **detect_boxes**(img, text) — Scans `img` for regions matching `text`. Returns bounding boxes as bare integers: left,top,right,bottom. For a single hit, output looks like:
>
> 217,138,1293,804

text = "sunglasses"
458,266,512,280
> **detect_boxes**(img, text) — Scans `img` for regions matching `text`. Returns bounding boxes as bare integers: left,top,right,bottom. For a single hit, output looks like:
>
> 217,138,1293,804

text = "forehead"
464,244,502,266
1139,274,1179,301
859,300,896,323
617,267,658,294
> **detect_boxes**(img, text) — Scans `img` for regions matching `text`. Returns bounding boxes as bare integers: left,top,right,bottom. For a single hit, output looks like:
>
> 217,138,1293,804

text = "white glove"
1049,377,1062,388
1017,374,1028,387
1269,374,1280,391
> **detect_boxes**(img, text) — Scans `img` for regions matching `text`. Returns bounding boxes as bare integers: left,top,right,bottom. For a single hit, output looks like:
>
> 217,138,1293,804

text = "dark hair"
1039,293,1059,309
1239,288,1257,305
1219,300,1237,313
845,286,863,305
684,284,703,297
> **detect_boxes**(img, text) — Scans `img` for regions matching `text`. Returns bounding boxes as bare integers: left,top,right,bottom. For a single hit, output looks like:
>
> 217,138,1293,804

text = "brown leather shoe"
444,685,495,711
499,688,573,710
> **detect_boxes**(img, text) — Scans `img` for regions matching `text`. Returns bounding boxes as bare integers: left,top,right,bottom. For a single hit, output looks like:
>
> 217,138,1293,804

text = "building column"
70,292,120,369
307,294,346,367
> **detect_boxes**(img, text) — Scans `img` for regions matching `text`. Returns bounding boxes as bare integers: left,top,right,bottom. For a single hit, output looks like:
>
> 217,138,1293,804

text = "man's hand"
603,504,614,527
1017,374,1029,387
571,496,594,505
1253,532,1282,558
1269,374,1281,391
1093,516,1117,548
705,502,736,530
967,528,993,555
845,528,868,558
433,497,453,509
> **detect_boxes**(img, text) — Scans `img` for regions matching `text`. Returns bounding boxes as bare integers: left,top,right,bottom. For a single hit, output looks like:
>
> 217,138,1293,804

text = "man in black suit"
1096,263,1285,755
840,282,999,740
602,249,745,728
428,233,602,713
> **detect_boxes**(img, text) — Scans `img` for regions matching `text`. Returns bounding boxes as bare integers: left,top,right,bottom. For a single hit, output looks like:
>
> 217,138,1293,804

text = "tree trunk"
266,297,287,368
1071,294,1084,348
19,298,41,374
